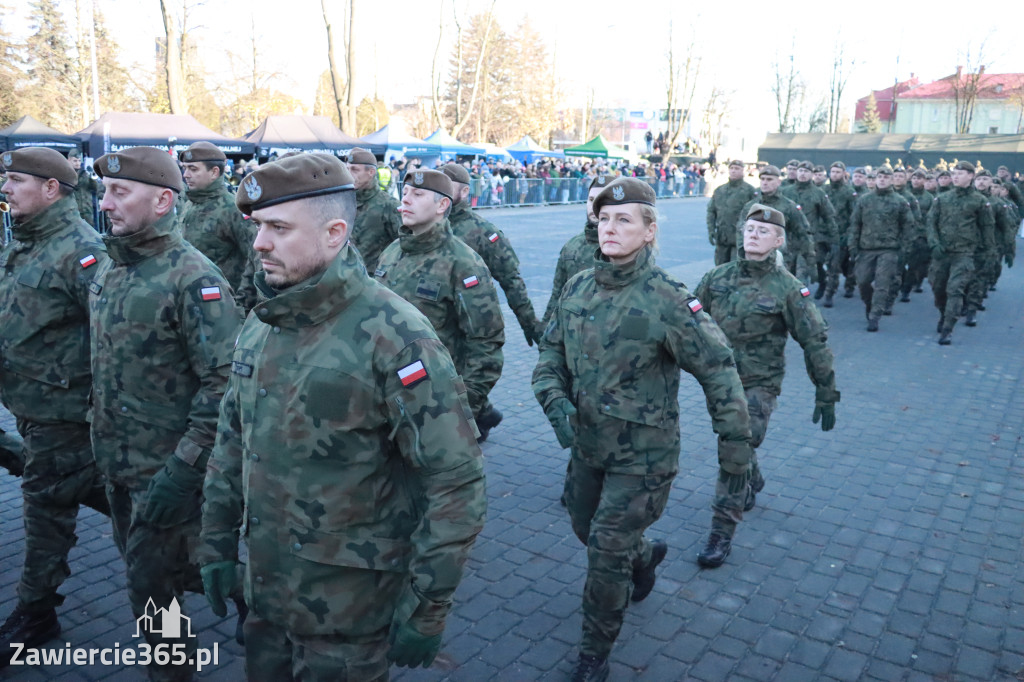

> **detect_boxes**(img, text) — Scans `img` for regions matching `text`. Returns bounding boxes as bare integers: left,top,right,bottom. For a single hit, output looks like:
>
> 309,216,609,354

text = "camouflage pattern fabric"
706,178,756,265
902,187,935,296
0,427,25,476
449,200,543,342
540,221,598,327
855,251,901,321
736,191,816,277
374,221,505,418
181,181,259,311
200,244,486,644
824,180,859,295
72,170,102,228
352,185,402,272
849,186,912,320
783,180,838,286
929,254,976,334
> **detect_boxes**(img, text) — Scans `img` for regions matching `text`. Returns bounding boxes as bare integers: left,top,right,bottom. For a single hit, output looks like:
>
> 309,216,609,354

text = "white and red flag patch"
687,298,703,313
799,286,811,297
201,286,222,301
463,275,480,288
488,232,499,243
79,254,97,268
398,360,428,387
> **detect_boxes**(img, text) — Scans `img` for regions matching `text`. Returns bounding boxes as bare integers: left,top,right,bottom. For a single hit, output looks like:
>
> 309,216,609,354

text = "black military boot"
899,290,911,302
867,319,879,332
814,282,825,300
697,533,732,568
475,406,503,443
0,605,61,667
843,286,855,298
964,310,977,327
823,293,834,308
743,485,757,512
233,596,248,646
570,653,609,682
631,540,668,602
936,316,945,334
938,331,952,345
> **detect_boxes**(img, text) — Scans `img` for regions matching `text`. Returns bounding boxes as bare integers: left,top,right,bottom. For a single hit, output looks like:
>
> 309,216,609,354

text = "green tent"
563,134,630,159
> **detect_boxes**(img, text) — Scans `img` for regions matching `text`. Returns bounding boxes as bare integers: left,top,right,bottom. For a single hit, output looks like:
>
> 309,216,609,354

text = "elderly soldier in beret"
926,160,997,344
533,178,752,682
199,153,486,681
179,141,259,312
696,203,838,516
67,148,102,228
374,169,506,442
706,159,756,265
90,147,244,681
542,174,610,327
347,146,402,272
441,162,544,347
824,161,858,306
848,166,912,332
0,148,111,665
737,165,816,279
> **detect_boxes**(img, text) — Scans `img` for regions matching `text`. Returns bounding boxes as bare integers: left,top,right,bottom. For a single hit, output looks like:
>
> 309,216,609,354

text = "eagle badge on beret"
1,152,11,167
107,155,121,173
184,151,193,161
596,176,607,185
414,171,424,185
244,175,262,201
612,185,625,200
762,209,771,221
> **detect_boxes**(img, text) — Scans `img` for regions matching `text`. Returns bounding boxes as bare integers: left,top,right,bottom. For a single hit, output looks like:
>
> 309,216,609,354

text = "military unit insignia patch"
184,151,193,161
612,185,625,201
244,176,262,201
107,155,121,173
79,254,97,268
201,286,222,301
1,152,11,167
687,298,703,313
398,360,428,387
414,172,424,185
488,233,499,243
463,275,480,288
799,286,811,297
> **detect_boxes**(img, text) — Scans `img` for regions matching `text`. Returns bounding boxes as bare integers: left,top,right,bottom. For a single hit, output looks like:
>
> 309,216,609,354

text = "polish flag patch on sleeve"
398,360,428,387
687,298,703,313
79,254,97,268
488,232,500,243
463,275,480,288
799,286,811,297
201,286,222,301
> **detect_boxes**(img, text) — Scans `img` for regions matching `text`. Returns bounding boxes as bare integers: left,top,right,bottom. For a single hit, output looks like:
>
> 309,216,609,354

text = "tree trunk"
159,0,186,114
450,0,496,139
321,0,345,130
344,0,357,134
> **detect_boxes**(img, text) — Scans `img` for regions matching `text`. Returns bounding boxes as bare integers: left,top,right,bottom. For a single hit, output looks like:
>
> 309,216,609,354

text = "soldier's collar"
252,244,365,327
593,244,653,289
398,220,450,254
10,195,79,242
102,211,183,265
185,181,228,203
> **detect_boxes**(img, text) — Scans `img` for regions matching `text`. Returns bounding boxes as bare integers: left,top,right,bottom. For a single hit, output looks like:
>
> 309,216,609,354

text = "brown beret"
593,177,656,215
179,141,226,163
347,147,377,166
441,163,471,185
937,170,951,178
403,168,453,201
759,165,781,177
875,166,892,176
96,147,184,192
0,147,77,189
997,165,1009,172
745,203,786,229
589,174,612,191
954,160,975,173
911,168,927,178
234,152,354,215
67,148,83,159
992,177,1004,186
797,161,814,171
786,159,799,167
830,161,846,170
975,168,991,178
812,165,825,173
728,159,744,168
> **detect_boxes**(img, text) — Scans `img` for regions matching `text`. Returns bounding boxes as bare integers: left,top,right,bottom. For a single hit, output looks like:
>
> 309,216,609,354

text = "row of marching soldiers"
707,158,1020,343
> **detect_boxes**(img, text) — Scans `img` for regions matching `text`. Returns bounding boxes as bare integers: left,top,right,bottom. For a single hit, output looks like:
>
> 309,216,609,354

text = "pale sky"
16,0,1022,149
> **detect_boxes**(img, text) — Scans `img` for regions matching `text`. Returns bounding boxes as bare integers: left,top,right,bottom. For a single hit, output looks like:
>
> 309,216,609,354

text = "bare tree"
951,42,988,134
321,0,345,130
700,87,731,154
159,0,186,113
448,0,496,139
342,0,357,134
827,41,853,133
772,47,803,133
429,0,446,130
664,20,701,154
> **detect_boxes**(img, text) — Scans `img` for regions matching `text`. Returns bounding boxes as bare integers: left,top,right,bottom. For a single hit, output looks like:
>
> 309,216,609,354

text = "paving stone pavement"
2,197,1023,681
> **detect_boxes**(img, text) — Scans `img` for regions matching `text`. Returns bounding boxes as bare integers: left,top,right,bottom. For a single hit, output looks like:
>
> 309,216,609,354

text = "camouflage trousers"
815,241,836,293
711,387,776,539
563,456,674,658
854,250,900,321
0,426,25,476
15,419,109,611
901,238,930,295
107,483,204,682
824,241,846,296
964,251,1000,314
714,242,738,266
929,253,975,333
243,611,389,682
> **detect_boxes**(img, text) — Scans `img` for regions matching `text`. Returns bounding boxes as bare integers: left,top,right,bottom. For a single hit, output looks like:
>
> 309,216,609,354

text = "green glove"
143,455,205,527
387,618,442,668
200,561,238,617
1005,254,1014,268
812,402,836,431
544,397,577,449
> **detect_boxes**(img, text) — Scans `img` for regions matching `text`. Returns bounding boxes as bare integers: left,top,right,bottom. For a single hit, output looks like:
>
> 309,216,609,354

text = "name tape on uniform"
398,360,428,387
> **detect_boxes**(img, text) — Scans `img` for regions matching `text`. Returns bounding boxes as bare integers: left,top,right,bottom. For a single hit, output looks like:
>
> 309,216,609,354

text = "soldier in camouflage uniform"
348,147,402,272
782,161,838,298
0,148,110,666
198,154,486,681
901,168,935,301
812,164,827,187
374,170,506,442
936,169,953,193
996,166,1024,215
541,174,608,327
736,166,816,279
533,178,753,682
442,163,544,346
962,171,1013,327
926,160,996,345
706,159,756,265
848,166,912,332
824,161,859,306
179,141,259,312
67,149,102,228
91,147,244,682
695,203,838,519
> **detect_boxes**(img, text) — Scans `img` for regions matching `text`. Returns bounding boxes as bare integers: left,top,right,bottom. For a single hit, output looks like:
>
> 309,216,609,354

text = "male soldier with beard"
542,174,609,327
442,162,543,346
348,147,402,272
824,161,858,306
706,159,756,265
737,166,816,280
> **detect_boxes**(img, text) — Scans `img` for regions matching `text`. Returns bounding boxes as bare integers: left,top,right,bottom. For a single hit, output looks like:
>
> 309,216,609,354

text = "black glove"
812,402,836,431
544,397,577,449
143,455,205,527
200,561,238,617
387,617,442,669
1005,253,1014,268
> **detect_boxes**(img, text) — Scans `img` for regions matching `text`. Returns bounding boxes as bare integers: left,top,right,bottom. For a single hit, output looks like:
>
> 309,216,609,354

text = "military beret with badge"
178,141,226,163
759,165,781,177
441,163,471,185
593,177,656,215
347,147,377,167
95,146,184,193
403,168,454,201
234,152,354,215
745,203,786,229
0,147,77,189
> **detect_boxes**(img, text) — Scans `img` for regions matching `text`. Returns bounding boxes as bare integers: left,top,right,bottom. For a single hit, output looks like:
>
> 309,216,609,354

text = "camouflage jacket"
181,182,258,312
909,187,935,238
1005,181,1024,215
199,244,486,637
695,257,840,404
737,191,816,267
983,191,1018,256
540,221,599,327
533,246,752,476
893,185,924,241
352,186,402,273
89,212,241,489
825,180,858,245
448,201,542,340
73,170,101,227
782,180,838,243
849,186,912,253
925,186,996,255
374,220,505,417
707,178,756,247
0,196,106,423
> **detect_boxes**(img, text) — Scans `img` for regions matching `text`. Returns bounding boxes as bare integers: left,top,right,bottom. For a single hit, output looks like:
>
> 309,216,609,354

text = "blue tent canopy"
361,125,440,160
424,128,485,158
506,135,563,162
